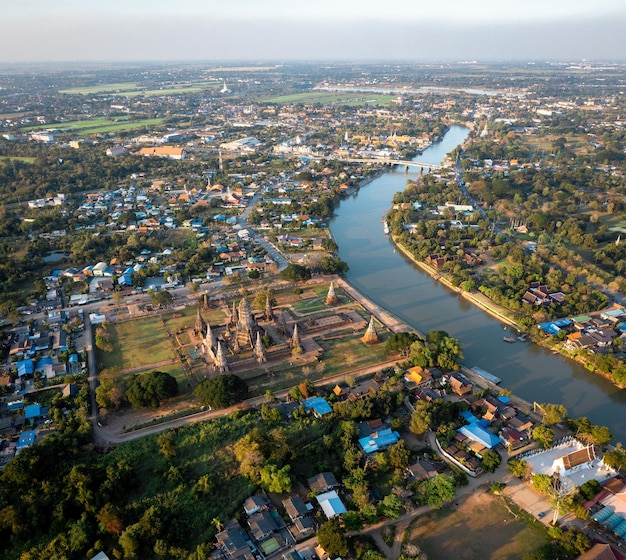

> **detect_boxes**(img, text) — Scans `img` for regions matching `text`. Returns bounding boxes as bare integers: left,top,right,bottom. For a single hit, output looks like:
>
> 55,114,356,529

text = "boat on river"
383,221,390,235
503,336,517,343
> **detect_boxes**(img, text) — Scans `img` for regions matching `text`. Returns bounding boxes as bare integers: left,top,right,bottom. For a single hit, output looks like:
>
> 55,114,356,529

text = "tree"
556,528,591,557
379,494,402,519
151,290,173,307
388,440,411,470
539,403,567,425
319,255,349,275
341,510,363,531
95,325,113,352
417,474,456,508
279,264,311,282
531,474,554,496
317,520,349,557
259,463,292,493
384,332,420,357
481,449,501,473
409,401,432,436
194,374,248,408
602,443,626,470
532,425,554,449
260,403,282,425
125,371,178,409
507,458,529,479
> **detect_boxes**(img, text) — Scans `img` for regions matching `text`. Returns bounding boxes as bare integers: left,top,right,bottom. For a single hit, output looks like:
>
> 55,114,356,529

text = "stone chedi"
254,331,267,364
291,323,303,352
325,281,339,306
214,341,229,373
361,316,380,345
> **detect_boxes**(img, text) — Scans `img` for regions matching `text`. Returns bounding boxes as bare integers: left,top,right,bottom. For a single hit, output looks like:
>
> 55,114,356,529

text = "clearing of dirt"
406,490,548,560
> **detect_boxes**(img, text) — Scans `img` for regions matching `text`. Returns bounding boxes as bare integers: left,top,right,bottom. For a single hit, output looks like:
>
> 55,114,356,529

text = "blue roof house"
302,397,333,418
25,403,42,420
17,359,34,377
359,428,401,454
17,430,36,449
316,490,347,519
459,424,503,449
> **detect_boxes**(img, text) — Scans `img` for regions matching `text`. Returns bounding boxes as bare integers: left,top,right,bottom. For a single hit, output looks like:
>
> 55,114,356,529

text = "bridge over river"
309,156,440,170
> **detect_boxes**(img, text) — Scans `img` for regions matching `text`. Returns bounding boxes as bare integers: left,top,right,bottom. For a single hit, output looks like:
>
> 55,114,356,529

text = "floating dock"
470,366,501,385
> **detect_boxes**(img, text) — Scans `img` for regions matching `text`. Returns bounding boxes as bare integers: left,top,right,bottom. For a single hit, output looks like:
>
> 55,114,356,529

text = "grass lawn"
0,156,36,164
97,316,175,371
290,287,351,314
408,492,549,560
319,334,389,375
163,306,226,333
22,117,165,135
262,92,393,106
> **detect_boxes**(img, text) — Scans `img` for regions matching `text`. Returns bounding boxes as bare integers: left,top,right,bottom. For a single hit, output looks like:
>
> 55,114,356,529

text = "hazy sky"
1,0,625,62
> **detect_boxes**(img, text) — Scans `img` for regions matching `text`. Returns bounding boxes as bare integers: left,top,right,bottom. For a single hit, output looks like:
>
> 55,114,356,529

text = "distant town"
0,61,625,560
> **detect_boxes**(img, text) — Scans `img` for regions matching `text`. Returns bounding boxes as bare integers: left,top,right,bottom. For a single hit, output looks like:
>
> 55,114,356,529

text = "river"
329,124,626,444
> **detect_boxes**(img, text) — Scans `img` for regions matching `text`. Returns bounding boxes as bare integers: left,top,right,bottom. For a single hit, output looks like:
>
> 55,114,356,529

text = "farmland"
262,91,394,106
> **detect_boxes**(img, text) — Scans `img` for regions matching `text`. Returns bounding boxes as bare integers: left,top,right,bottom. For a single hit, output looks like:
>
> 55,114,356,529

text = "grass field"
319,333,389,375
97,316,175,371
0,156,36,164
59,82,140,95
59,81,220,97
22,116,165,135
262,92,393,106
408,492,549,559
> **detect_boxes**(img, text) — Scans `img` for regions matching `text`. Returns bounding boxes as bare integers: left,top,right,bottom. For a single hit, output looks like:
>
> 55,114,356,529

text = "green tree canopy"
507,458,529,479
194,374,248,409
259,463,292,493
318,255,349,275
481,449,502,473
384,332,421,357
409,401,432,436
417,474,456,508
317,520,349,557
532,425,554,449
538,403,567,425
279,264,311,282
124,371,178,409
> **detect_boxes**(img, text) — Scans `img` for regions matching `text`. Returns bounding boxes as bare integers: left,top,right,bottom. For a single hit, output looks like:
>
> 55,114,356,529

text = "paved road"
94,358,399,444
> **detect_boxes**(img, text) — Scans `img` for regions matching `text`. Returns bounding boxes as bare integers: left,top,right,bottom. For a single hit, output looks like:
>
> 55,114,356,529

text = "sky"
1,0,625,63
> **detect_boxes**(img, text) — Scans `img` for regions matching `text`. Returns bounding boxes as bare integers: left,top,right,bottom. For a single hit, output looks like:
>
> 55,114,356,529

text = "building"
307,472,339,494
302,397,333,418
138,146,186,160
315,490,347,519
358,427,401,454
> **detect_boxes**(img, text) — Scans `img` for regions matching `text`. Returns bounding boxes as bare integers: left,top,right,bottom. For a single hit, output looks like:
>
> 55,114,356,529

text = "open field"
319,331,389,376
22,116,165,135
59,82,140,95
262,92,393,106
0,156,36,164
97,315,175,371
60,81,220,97
407,491,549,560
601,213,626,234
121,83,220,97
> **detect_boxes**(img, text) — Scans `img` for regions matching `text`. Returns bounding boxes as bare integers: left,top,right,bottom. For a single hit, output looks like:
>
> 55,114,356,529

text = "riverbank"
393,238,521,330
392,237,626,390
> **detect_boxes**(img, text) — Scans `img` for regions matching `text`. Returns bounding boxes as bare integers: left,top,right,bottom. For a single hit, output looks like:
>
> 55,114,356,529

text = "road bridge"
330,157,441,170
